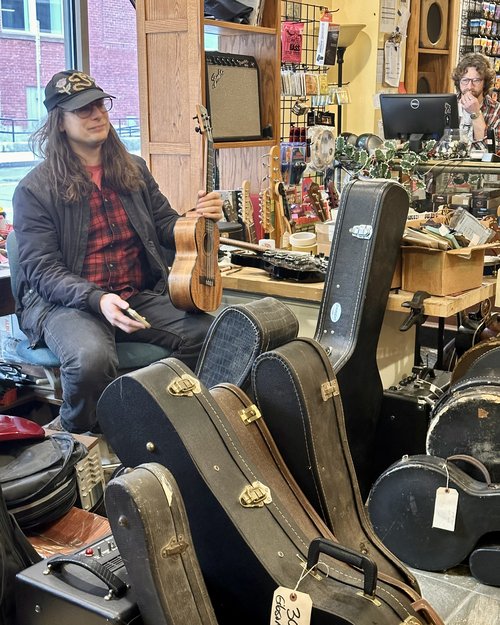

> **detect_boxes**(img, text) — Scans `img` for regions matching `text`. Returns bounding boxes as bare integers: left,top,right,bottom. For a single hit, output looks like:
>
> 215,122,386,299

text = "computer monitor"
379,93,459,151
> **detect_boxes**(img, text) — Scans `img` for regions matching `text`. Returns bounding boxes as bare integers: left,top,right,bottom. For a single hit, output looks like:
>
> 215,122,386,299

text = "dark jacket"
12,154,179,346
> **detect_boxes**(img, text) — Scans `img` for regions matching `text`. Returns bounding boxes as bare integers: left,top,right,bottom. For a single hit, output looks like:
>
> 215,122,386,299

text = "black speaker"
205,52,262,142
419,0,449,50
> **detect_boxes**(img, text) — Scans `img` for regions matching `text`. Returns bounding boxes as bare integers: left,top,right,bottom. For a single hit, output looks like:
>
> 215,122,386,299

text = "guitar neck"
206,137,214,194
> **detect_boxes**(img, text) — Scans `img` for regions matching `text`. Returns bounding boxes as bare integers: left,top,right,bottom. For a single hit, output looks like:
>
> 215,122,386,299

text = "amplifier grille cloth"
206,53,261,142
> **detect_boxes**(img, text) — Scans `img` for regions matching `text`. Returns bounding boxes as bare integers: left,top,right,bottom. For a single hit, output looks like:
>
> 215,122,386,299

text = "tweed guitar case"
427,345,500,482
97,359,437,625
195,296,299,391
251,337,419,590
314,179,409,498
104,463,219,625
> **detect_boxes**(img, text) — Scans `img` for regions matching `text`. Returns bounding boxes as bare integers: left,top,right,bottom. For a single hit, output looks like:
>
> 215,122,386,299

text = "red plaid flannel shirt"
81,179,148,299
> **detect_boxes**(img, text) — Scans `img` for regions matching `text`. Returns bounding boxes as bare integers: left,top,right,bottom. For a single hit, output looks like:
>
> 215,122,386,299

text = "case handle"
44,554,127,600
306,537,377,598
447,454,492,485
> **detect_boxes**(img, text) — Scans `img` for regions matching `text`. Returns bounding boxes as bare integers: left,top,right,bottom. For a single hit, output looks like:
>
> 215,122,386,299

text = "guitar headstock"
307,182,327,222
195,104,214,144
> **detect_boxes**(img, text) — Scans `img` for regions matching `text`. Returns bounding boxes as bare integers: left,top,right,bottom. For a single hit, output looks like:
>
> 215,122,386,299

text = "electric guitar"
168,105,222,312
268,145,293,249
238,180,257,244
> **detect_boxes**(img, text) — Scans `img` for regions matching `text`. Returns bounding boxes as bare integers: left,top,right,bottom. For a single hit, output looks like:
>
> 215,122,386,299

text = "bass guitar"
168,105,222,312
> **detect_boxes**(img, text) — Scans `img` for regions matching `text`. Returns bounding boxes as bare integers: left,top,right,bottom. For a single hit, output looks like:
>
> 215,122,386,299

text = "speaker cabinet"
419,0,449,49
417,71,438,93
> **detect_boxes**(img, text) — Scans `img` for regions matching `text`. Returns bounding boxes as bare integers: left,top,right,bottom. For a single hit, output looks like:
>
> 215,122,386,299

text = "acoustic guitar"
168,105,222,313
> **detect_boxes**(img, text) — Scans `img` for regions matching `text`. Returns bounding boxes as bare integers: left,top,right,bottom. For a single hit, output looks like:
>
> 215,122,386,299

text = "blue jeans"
42,291,213,433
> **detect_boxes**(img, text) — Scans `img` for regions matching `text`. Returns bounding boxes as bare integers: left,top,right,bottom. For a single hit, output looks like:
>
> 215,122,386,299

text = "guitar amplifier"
205,52,262,142
15,534,142,625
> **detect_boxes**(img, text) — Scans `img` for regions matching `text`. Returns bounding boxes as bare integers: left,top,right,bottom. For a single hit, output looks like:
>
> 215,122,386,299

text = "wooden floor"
413,566,500,624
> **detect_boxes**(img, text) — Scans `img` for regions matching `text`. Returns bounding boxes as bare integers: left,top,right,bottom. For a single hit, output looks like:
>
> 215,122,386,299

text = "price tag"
432,487,459,532
270,587,312,625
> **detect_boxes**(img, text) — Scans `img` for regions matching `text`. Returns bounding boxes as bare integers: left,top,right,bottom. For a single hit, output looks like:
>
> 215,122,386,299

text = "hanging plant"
334,136,437,197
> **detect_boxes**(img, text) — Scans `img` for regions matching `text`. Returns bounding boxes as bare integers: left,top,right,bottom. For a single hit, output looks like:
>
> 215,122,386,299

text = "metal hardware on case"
146,441,156,452
239,404,261,424
161,535,188,557
403,619,424,625
349,224,373,239
356,591,381,606
321,379,339,401
297,556,323,581
239,481,272,507
167,374,201,397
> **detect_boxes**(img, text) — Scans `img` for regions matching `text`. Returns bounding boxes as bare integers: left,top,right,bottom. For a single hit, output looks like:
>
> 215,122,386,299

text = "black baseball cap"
43,70,114,112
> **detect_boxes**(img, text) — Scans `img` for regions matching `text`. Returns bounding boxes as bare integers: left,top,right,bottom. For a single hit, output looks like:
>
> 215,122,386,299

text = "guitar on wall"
238,180,257,244
268,145,293,249
168,104,222,313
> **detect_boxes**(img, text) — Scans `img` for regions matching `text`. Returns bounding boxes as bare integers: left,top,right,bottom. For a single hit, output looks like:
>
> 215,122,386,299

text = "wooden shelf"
222,267,497,318
204,19,277,35
417,48,450,55
214,139,275,149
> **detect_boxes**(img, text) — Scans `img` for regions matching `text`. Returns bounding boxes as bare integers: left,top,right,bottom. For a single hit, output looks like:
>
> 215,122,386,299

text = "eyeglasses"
68,97,113,119
459,77,484,86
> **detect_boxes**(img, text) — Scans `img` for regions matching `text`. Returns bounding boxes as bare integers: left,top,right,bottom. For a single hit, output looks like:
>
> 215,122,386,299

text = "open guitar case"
314,178,409,498
97,359,442,625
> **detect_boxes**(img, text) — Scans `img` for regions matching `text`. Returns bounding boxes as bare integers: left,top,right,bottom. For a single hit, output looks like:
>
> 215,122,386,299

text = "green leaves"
333,137,435,200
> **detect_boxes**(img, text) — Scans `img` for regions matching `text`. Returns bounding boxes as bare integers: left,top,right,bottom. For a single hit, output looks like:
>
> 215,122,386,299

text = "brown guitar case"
104,463,219,625
97,358,440,625
251,337,419,589
314,179,409,498
195,296,299,392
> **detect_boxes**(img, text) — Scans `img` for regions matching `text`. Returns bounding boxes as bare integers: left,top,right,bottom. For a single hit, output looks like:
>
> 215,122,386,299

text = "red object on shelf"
0,414,46,440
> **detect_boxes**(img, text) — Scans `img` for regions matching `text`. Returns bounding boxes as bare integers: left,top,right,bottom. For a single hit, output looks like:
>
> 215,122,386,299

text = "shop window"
1,0,63,35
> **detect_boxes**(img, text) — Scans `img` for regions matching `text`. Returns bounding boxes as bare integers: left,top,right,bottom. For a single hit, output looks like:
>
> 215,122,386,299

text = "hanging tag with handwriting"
270,587,312,625
432,487,459,531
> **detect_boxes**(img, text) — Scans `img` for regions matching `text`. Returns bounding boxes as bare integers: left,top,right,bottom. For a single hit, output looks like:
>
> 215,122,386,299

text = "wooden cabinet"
135,0,280,213
404,0,460,93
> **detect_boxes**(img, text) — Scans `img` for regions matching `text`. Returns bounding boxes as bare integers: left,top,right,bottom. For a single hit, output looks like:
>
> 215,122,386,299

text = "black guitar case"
427,346,500,482
96,358,438,625
195,296,298,392
367,454,500,572
251,337,419,590
105,463,219,625
469,536,500,587
314,178,409,498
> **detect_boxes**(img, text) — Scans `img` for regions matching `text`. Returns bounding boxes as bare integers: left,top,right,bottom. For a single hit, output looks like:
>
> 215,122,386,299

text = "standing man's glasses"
459,77,484,86
68,97,113,119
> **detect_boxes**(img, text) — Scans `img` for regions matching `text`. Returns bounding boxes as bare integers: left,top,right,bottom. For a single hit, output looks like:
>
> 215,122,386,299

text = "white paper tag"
432,487,459,532
270,587,312,625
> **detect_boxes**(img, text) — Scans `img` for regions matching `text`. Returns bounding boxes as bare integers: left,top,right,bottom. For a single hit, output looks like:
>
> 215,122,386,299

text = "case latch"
239,481,272,508
321,379,339,401
239,404,261,425
167,375,201,397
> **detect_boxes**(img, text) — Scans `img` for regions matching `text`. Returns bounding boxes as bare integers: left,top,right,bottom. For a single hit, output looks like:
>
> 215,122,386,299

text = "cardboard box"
401,245,491,296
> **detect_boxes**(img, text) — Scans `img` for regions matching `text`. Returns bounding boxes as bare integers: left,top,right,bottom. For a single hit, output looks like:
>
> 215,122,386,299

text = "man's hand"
461,90,481,116
99,293,146,333
185,190,223,222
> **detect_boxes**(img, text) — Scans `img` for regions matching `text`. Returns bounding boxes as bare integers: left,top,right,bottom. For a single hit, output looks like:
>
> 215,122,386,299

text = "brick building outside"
0,0,139,140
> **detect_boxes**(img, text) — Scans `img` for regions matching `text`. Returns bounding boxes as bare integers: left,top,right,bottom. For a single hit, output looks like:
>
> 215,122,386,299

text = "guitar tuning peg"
195,126,201,133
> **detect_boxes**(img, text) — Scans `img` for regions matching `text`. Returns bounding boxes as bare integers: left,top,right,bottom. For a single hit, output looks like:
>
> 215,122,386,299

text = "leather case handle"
45,554,127,599
412,598,446,625
306,537,377,597
447,454,492,485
